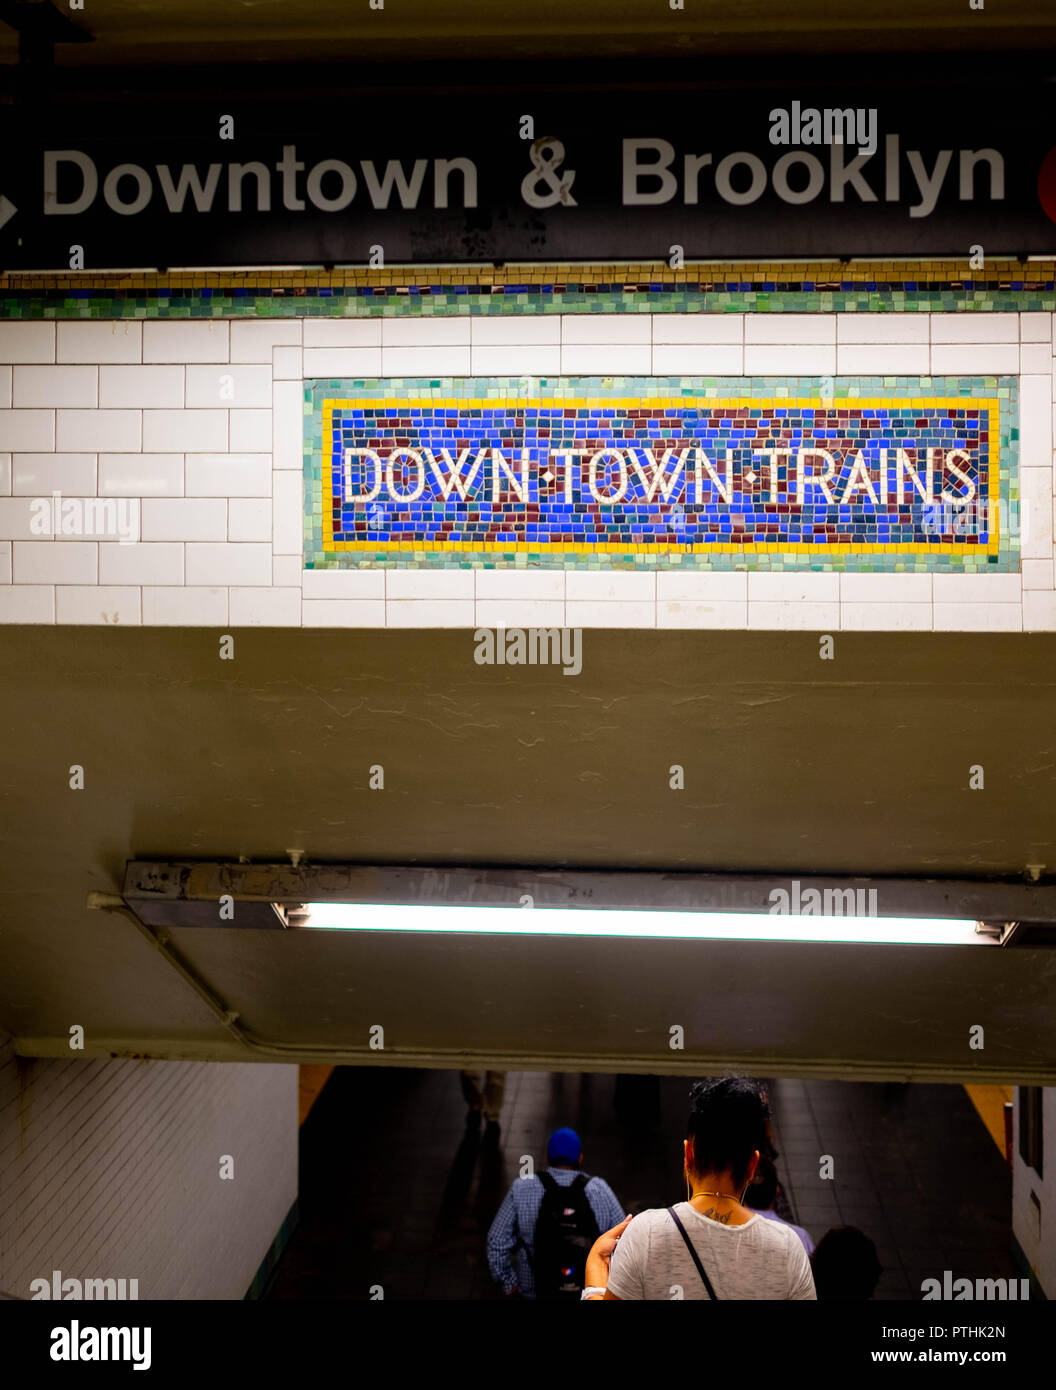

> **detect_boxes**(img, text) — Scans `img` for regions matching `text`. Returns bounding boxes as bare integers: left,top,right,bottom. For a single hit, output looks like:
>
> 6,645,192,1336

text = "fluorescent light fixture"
299,902,987,944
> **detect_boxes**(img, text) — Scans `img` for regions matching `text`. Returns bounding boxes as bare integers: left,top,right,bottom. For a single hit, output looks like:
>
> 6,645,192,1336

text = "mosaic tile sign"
303,377,1018,572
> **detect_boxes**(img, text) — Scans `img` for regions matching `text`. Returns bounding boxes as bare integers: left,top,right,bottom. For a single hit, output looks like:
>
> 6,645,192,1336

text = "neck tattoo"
700,1205,734,1224
690,1188,741,1223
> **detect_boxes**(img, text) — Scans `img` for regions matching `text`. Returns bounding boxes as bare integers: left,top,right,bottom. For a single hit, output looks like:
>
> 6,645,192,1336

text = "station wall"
0,304,1053,631
0,1029,297,1300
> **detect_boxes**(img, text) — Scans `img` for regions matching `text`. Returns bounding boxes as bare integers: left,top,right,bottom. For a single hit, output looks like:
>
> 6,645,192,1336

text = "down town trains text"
342,445,980,508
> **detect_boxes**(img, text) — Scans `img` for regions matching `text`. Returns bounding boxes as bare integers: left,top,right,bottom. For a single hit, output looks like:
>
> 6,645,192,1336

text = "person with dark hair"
582,1077,816,1300
743,1153,815,1255
811,1226,882,1300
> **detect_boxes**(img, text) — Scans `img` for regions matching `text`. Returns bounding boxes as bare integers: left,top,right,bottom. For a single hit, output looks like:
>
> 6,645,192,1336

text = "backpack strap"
538,1171,590,1196
667,1207,719,1300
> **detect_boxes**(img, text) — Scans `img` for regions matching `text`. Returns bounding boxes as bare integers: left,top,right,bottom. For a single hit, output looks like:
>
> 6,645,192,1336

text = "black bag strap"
667,1207,719,1300
538,1171,590,1195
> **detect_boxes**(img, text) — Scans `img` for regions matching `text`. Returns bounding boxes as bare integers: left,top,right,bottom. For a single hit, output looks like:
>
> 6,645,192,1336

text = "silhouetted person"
743,1153,815,1255
587,1077,816,1299
811,1226,882,1300
487,1127,624,1300
460,1070,505,1138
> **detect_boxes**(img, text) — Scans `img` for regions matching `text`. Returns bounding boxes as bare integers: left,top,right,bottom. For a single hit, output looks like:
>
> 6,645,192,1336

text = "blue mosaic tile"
303,376,1018,573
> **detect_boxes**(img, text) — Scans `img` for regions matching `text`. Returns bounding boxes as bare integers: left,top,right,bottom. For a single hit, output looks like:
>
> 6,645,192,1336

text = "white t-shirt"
606,1203,817,1301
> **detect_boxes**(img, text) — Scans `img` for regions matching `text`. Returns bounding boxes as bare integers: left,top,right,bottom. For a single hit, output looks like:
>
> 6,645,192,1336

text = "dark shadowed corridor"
268,1069,1018,1301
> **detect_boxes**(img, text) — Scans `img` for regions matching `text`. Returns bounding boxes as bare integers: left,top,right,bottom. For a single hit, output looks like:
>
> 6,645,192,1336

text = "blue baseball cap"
547,1127,583,1164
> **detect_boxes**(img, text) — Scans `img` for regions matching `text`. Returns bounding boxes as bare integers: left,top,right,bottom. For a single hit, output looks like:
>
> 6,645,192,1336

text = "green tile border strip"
303,374,1019,574
2,285,1056,319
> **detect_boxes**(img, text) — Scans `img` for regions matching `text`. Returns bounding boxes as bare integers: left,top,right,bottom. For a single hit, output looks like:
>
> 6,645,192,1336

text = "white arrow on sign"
0,196,17,230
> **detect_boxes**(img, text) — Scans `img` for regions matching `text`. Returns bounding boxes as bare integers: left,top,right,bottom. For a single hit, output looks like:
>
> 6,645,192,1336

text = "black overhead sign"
2,84,1055,269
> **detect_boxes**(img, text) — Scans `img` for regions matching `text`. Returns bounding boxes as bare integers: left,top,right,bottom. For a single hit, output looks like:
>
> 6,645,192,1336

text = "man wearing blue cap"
487,1127,625,1299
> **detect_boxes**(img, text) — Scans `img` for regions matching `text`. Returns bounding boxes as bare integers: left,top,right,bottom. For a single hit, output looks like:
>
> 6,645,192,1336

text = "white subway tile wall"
185,453,271,497
272,554,302,587
0,497,48,540
301,319,383,348
185,364,273,409
230,318,303,361
0,322,57,363
475,598,566,628
99,541,185,586
836,314,930,344
56,586,142,624
229,498,273,543
0,311,1049,629
185,542,272,587
230,409,274,452
229,585,302,626
58,321,142,364
652,344,743,374
659,599,749,628
302,347,382,377
302,597,386,625
141,498,228,542
142,320,230,363
385,598,476,626
98,454,184,496
143,408,227,452
12,454,96,496
14,541,97,584
272,346,304,381
0,1029,297,1300
470,345,562,375
141,586,229,624
386,569,474,600
14,366,98,409
744,345,837,374
301,568,384,599
99,365,185,409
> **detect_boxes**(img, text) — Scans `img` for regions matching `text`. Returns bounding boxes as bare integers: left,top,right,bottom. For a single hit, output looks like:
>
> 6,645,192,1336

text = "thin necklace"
691,1189,739,1201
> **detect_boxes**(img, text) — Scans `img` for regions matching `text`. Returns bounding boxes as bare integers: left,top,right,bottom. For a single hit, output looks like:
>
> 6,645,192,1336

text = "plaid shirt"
486,1168,626,1299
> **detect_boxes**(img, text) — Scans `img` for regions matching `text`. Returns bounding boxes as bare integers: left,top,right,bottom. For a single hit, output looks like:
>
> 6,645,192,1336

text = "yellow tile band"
318,396,1001,558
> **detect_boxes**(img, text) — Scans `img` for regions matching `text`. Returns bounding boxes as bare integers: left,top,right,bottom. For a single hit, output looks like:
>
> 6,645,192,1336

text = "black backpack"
532,1172,600,1300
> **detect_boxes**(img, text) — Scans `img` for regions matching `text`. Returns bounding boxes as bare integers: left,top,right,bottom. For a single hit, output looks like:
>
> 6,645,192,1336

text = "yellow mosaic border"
3,260,1053,293
320,396,1001,557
